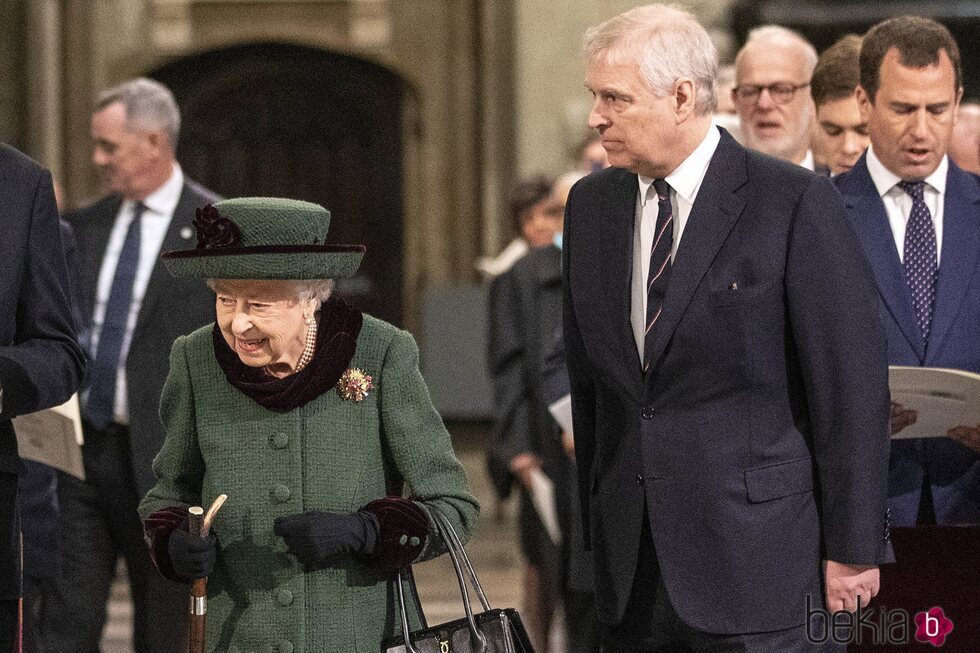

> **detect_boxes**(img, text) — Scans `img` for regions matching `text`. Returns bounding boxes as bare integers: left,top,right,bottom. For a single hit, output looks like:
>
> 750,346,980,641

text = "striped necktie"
644,179,673,372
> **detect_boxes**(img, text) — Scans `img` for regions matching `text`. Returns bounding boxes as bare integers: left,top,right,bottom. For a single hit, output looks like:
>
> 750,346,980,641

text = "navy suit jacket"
0,144,86,596
834,154,980,526
563,129,892,634
66,179,218,495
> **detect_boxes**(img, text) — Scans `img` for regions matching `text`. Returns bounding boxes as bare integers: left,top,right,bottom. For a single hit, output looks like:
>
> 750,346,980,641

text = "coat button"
641,407,655,419
635,474,644,485
272,484,291,503
279,641,294,653
274,539,289,554
271,432,289,449
277,589,294,606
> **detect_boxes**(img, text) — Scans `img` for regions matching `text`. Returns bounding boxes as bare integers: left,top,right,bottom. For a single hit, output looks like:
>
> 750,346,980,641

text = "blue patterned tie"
899,180,937,346
644,179,673,372
86,202,144,428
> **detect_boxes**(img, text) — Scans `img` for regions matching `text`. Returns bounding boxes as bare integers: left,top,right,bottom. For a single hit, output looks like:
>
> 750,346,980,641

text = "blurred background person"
44,77,218,653
811,34,869,176
487,174,565,651
734,25,818,168
713,64,743,143
949,101,980,174
0,143,85,651
577,134,610,174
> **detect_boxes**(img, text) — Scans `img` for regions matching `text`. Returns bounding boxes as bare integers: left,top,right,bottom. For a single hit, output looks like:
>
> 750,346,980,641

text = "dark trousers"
600,519,841,653
0,471,20,651
41,423,186,653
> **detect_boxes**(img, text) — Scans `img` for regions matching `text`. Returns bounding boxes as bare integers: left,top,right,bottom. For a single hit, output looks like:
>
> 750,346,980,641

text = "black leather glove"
167,526,217,582
273,510,379,566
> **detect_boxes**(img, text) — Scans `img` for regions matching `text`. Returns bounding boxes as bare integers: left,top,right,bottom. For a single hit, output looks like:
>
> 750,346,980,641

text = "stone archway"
151,43,407,325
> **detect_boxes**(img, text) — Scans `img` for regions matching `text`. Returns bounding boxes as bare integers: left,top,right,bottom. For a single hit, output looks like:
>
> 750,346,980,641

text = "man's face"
814,96,869,175
858,48,960,181
586,57,677,178
90,102,163,200
734,42,814,163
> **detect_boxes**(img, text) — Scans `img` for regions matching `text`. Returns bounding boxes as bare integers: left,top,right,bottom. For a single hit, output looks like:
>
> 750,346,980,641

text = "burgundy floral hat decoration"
161,197,365,280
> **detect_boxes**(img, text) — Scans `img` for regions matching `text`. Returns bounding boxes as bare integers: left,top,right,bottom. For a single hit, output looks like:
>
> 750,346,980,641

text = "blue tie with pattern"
898,180,937,347
644,179,673,372
86,202,144,428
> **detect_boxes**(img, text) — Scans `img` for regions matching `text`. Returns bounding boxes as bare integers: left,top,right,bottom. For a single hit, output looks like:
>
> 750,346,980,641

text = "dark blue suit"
835,154,980,526
563,129,892,637
0,144,85,643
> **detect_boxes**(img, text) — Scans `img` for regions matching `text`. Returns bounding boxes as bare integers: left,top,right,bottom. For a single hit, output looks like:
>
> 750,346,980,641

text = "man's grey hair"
584,4,718,115
736,25,818,79
96,77,181,149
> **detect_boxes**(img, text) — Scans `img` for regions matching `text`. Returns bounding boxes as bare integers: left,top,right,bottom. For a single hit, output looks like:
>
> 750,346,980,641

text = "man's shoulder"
181,178,221,206
831,158,874,198
0,143,47,182
63,194,120,225
740,147,819,195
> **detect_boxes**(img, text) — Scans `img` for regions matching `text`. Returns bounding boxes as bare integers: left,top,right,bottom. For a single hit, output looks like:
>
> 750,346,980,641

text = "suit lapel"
925,163,980,363
645,131,746,372
843,160,925,361
135,183,201,331
599,169,644,375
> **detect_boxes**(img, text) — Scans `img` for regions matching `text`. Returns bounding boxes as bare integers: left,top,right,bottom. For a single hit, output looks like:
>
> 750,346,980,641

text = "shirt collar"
638,125,721,206
866,145,948,197
129,163,184,217
799,150,815,171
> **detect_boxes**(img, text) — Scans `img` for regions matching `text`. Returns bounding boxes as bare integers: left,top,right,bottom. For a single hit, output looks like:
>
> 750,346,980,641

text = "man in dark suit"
563,6,893,651
44,78,218,653
834,16,980,526
0,143,86,648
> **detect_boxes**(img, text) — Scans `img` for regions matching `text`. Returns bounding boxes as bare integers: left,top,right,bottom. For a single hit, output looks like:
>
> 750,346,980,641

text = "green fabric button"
272,484,291,502
274,539,289,554
271,432,289,449
279,641,294,653
277,588,294,606
398,534,408,545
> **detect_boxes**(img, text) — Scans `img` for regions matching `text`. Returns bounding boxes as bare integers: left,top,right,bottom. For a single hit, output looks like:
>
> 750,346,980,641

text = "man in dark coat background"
0,143,86,648
563,5,893,651
44,77,218,653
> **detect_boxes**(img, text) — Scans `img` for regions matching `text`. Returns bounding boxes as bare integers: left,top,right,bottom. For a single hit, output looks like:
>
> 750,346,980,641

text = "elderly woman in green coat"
138,197,479,653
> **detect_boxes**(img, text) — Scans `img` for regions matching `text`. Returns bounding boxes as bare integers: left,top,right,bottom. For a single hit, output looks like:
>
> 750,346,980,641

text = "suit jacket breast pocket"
708,279,781,308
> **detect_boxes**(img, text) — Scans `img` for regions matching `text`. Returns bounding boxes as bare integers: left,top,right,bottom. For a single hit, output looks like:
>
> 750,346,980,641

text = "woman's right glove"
167,525,217,581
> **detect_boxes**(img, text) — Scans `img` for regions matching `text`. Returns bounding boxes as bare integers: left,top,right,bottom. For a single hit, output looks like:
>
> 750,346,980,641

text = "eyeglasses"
734,82,810,105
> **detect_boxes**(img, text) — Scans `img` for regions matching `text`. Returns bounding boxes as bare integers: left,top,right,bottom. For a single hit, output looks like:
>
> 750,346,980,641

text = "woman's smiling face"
212,279,315,375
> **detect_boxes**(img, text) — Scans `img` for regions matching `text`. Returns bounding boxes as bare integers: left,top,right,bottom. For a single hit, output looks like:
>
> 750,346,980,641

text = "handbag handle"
394,505,489,653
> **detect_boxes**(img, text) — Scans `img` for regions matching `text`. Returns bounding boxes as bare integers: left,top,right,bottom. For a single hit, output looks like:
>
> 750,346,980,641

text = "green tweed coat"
139,315,480,653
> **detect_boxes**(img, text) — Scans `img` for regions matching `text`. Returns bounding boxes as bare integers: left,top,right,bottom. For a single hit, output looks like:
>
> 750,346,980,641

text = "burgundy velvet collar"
212,297,363,412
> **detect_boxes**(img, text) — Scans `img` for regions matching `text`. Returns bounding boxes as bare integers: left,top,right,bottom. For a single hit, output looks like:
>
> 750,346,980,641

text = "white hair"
96,78,181,149
206,279,335,306
736,25,818,78
584,4,718,115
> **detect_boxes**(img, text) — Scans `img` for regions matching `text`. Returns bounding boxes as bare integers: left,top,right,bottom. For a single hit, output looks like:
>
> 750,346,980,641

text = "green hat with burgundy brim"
161,197,364,280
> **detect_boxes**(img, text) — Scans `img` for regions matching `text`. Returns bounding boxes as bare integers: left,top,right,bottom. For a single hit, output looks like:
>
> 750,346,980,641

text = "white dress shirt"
866,146,946,265
799,150,815,172
631,126,721,361
89,164,184,424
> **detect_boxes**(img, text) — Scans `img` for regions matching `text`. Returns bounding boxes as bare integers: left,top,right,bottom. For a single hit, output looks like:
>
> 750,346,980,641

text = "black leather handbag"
381,507,535,653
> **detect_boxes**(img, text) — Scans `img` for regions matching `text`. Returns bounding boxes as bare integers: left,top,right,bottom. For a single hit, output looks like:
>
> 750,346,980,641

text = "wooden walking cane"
187,494,227,653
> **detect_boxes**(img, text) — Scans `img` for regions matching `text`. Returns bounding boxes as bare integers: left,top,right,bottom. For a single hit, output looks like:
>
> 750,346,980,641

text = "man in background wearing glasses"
734,26,818,170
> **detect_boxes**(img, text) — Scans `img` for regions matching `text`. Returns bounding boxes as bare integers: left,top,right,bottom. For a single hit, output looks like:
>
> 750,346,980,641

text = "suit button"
641,407,655,419
271,432,289,449
635,474,644,485
277,589,294,606
279,641,294,653
272,484,291,503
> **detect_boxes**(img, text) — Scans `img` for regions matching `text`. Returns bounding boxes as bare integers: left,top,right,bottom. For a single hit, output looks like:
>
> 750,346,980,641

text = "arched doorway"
150,43,407,326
